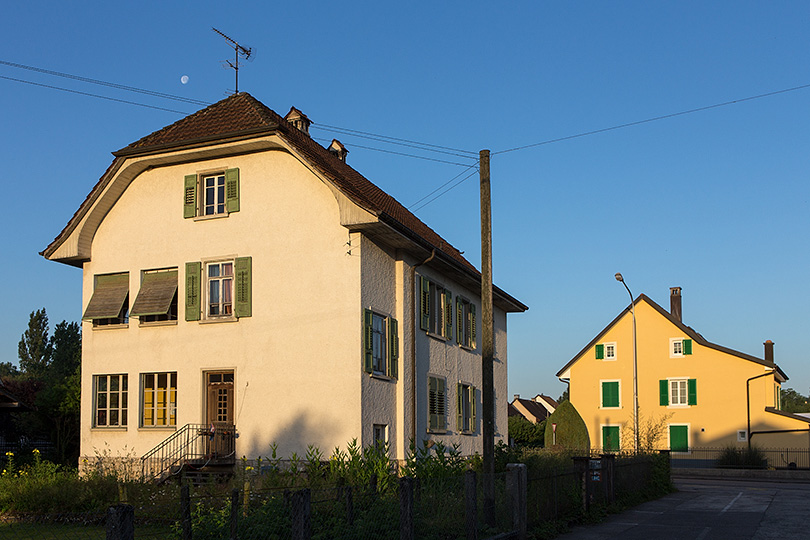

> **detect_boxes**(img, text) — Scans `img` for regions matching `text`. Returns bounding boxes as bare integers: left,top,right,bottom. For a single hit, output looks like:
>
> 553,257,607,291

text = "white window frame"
601,423,621,452
141,372,177,428
459,297,475,349
670,338,685,358
427,281,450,339
93,374,128,428
668,378,689,407
603,342,617,361
371,311,387,374
737,430,748,442
600,379,621,409
205,260,235,320
203,173,227,216
373,424,388,449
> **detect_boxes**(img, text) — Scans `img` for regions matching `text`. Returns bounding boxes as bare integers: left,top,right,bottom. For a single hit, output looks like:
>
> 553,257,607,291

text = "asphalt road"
555,477,810,539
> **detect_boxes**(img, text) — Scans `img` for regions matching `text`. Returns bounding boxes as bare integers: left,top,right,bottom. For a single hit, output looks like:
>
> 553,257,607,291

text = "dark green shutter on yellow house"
659,380,669,406
388,317,398,378
602,426,620,452
683,339,693,355
670,425,688,452
688,379,697,405
234,257,252,318
602,381,619,407
185,262,201,321
184,175,197,218
595,344,605,360
225,168,240,213
363,309,373,374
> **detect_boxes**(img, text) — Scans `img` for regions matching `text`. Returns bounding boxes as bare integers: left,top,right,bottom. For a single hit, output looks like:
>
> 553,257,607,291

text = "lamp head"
614,273,624,282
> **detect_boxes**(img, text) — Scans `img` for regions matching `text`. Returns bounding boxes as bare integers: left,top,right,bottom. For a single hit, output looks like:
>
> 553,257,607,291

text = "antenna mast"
212,27,253,94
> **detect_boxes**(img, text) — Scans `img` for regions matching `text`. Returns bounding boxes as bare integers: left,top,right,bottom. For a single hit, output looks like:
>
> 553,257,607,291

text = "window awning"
130,270,178,317
82,273,129,320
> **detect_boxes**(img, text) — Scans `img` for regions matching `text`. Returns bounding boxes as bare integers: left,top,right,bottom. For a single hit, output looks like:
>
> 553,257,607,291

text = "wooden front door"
206,371,235,458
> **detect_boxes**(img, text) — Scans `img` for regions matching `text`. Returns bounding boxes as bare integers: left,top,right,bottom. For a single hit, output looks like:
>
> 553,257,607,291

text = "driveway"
555,477,810,539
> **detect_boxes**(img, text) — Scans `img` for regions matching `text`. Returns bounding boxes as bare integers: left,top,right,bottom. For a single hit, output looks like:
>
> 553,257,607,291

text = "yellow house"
556,287,809,452
41,93,527,475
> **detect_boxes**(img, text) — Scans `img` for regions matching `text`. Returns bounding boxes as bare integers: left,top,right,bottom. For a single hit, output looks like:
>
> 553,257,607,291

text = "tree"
18,308,52,379
544,400,590,451
0,362,19,377
780,388,810,414
621,408,674,451
508,416,545,447
557,388,569,403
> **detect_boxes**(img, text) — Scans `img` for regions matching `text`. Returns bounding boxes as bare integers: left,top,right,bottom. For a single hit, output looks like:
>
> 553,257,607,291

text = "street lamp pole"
615,273,639,452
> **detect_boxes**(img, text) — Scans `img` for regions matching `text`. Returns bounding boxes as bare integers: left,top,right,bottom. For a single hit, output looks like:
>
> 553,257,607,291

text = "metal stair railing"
140,423,208,482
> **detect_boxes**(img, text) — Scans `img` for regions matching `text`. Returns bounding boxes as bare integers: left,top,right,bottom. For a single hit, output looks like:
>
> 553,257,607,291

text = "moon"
180,75,189,85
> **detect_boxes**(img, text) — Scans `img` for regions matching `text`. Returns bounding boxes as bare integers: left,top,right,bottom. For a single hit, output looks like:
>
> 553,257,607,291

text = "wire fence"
669,447,810,470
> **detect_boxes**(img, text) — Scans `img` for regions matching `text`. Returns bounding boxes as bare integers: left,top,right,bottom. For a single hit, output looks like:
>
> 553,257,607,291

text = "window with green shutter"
669,425,689,452
659,380,669,406
595,344,604,360
84,272,130,327
185,262,201,321
687,378,697,405
234,257,252,318
601,381,620,408
683,339,692,355
455,296,476,349
602,426,620,452
363,309,398,379
183,168,240,219
363,309,373,374
457,382,475,433
428,376,447,432
185,257,252,322
422,277,452,340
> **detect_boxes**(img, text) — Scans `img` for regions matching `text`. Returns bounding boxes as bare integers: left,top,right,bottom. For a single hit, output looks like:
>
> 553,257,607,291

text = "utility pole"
480,149,495,527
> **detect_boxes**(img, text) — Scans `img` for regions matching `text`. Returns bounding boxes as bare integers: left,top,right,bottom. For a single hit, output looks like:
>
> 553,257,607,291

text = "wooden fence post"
399,476,414,540
106,504,134,540
465,470,478,540
180,485,192,540
230,488,239,540
291,488,311,540
344,485,354,526
601,454,615,504
572,456,589,513
506,463,527,539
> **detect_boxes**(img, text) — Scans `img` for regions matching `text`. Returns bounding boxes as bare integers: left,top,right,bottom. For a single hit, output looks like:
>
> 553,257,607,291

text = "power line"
312,122,477,156
494,83,810,155
312,124,475,160
0,59,210,106
0,75,192,115
312,137,476,167
411,167,479,212
408,164,478,209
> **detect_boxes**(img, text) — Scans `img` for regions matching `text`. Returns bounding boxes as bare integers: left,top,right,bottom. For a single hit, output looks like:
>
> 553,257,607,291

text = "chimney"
764,340,774,364
284,107,311,135
513,394,520,402
670,287,682,322
328,139,349,162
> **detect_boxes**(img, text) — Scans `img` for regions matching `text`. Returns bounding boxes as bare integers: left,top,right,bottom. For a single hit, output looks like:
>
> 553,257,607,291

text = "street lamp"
615,273,639,452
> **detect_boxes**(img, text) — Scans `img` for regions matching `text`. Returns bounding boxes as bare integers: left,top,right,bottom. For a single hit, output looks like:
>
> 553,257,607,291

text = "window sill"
90,427,128,431
193,213,229,222
138,426,177,432
199,317,238,325
600,406,621,410
460,430,475,436
427,429,448,435
91,324,129,331
138,320,178,328
667,405,690,409
369,373,395,382
459,344,476,352
426,332,449,342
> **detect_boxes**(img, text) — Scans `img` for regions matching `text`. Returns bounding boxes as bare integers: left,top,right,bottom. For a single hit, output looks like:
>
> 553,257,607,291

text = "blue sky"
3,2,809,401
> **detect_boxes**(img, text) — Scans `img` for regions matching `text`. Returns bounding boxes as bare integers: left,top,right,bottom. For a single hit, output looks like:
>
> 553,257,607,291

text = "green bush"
509,416,545,447
543,400,590,451
716,445,768,469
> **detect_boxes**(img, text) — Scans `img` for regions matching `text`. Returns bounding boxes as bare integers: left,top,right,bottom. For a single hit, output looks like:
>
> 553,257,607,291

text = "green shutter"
234,257,252,318
184,175,197,218
471,386,477,432
602,381,619,408
687,379,697,405
363,309,373,374
683,339,692,355
444,290,453,338
438,378,447,430
659,380,669,406
456,297,463,343
388,317,398,378
420,277,430,331
457,383,463,431
670,425,688,452
595,344,605,360
429,377,438,430
184,262,201,321
602,426,620,452
470,303,477,347
225,168,240,213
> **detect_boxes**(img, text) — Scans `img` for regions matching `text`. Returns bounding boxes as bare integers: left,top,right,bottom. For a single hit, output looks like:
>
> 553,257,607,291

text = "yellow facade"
557,291,810,451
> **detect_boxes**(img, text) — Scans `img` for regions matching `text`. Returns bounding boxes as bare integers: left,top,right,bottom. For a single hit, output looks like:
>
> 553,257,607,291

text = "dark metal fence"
669,447,810,470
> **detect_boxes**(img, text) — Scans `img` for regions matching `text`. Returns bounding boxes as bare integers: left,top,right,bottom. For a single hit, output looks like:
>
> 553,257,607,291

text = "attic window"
183,169,240,219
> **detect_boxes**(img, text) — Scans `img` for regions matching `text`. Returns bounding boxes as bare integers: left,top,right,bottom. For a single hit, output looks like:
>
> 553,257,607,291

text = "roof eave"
113,125,279,158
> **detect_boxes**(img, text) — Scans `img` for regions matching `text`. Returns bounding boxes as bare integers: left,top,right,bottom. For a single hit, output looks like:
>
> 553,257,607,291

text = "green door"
602,426,620,452
669,425,688,452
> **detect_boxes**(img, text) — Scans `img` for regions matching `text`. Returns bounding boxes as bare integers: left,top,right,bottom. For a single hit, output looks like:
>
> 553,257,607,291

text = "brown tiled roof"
50,92,525,310
512,397,552,423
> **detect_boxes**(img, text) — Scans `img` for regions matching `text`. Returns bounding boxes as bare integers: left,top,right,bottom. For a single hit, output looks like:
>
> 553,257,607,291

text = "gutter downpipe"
747,370,775,451
410,249,436,446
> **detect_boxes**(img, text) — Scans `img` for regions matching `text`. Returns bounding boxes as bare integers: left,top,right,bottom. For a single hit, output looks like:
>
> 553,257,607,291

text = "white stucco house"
42,93,527,475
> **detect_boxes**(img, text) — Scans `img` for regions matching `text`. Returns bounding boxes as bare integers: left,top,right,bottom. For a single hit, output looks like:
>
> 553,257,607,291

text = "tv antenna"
212,27,254,94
